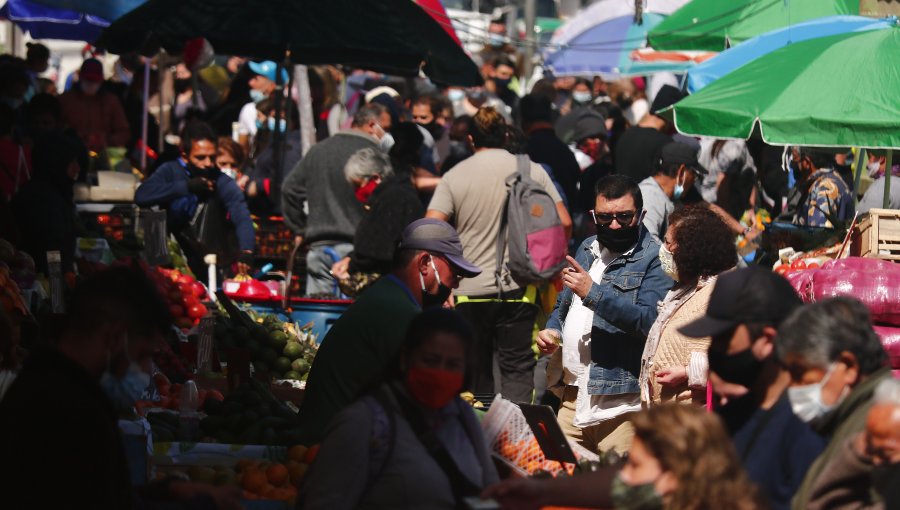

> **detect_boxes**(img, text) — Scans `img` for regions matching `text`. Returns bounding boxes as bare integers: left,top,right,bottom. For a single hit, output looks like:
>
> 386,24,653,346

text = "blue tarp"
0,0,110,41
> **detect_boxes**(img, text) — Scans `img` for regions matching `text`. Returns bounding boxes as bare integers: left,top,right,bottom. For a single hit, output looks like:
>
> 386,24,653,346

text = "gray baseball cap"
398,218,482,277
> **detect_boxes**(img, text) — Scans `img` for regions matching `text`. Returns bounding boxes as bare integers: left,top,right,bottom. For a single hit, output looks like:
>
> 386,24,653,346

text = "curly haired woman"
639,205,736,407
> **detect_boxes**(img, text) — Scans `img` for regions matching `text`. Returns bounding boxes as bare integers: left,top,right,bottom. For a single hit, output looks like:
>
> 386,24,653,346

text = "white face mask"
658,244,678,281
220,166,237,179
787,362,843,423
379,131,395,151
868,160,883,177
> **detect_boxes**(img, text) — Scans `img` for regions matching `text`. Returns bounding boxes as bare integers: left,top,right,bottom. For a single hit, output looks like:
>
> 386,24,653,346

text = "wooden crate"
851,209,900,261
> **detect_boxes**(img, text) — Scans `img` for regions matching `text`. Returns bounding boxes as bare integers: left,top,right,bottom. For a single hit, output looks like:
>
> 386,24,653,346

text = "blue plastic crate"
248,299,351,344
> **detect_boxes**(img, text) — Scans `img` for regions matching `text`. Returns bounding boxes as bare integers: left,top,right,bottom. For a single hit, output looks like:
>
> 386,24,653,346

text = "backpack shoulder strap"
515,153,531,179
361,389,398,497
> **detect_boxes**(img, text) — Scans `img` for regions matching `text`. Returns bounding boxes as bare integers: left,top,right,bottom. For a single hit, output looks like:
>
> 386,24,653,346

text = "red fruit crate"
254,216,294,260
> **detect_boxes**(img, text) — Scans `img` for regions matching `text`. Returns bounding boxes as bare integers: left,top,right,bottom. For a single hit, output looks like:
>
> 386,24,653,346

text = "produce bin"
242,298,352,344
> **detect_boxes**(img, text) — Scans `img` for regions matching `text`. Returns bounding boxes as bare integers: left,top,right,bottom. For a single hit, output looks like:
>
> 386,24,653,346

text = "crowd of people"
1,16,899,510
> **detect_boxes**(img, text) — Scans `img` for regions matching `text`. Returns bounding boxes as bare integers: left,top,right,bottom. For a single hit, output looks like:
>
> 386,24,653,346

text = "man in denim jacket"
537,175,672,455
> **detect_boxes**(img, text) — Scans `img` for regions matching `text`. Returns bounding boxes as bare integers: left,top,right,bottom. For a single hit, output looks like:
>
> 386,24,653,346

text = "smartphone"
462,497,501,509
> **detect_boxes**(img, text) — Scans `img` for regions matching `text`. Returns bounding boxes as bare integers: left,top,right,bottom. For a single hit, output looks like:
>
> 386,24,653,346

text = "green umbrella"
96,0,482,86
667,25,900,149
648,0,858,51
667,24,900,208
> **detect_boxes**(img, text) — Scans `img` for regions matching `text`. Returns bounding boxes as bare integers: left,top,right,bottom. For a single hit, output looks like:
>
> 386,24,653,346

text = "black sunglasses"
590,210,636,226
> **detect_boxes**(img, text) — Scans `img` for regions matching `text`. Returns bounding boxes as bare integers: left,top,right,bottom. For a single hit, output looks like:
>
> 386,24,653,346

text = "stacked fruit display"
159,444,319,505
146,267,209,330
199,378,304,446
213,310,316,381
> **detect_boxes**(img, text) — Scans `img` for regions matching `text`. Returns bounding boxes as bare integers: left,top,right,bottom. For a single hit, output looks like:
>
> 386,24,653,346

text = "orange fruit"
241,468,267,494
288,462,309,485
268,488,290,501
261,483,277,498
242,490,258,500
302,444,321,464
235,458,257,472
288,445,308,463
266,463,289,486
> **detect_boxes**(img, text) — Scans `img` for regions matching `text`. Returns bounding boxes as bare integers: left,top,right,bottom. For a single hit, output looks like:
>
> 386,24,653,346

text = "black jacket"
0,350,133,508
352,175,424,274
526,127,579,210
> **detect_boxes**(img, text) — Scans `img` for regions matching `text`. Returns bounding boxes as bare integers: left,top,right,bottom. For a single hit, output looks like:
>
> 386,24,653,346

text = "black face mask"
708,347,763,390
596,223,639,252
420,257,453,309
419,121,444,141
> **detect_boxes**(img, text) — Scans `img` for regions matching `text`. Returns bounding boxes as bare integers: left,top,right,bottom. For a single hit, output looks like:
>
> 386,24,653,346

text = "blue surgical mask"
267,117,287,133
572,91,592,104
673,172,686,201
100,335,151,410
249,89,267,103
489,33,505,47
447,89,465,102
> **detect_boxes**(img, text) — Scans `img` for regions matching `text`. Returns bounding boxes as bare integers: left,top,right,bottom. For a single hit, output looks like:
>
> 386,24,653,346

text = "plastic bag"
785,269,818,302
822,257,897,272
874,326,900,369
811,269,900,326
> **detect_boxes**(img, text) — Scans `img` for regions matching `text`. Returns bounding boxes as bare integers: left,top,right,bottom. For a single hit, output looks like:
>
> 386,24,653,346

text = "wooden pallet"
851,209,900,261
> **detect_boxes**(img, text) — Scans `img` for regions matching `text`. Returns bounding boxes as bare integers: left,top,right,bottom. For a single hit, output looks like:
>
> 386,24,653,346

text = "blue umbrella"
544,13,693,78
0,0,110,41
687,15,894,93
29,0,145,22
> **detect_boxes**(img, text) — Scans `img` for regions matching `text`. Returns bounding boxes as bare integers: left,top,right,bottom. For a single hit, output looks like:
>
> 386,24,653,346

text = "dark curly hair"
668,205,736,283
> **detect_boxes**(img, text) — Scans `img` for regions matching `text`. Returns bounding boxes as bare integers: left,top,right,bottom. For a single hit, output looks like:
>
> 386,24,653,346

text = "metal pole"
140,58,151,171
884,149,892,209
853,148,866,207
523,0,536,80
296,65,315,156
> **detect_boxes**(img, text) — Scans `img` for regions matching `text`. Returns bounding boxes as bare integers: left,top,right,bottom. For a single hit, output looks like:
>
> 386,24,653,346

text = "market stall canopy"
665,23,900,149
0,0,110,41
687,15,894,93
95,0,482,86
648,0,859,51
544,13,686,78
28,0,143,21
550,0,689,46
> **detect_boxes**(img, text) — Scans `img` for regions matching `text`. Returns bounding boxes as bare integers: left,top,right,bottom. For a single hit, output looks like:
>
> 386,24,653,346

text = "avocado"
259,347,278,366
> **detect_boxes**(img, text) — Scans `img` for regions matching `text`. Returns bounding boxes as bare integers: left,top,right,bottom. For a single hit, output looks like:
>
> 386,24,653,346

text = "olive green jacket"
792,367,893,510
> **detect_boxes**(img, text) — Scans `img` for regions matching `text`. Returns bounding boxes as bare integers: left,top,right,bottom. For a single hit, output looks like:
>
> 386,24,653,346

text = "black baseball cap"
660,142,707,176
398,218,482,277
679,266,803,338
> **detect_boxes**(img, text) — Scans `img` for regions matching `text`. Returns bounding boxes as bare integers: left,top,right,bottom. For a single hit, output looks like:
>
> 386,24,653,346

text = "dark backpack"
496,155,567,290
